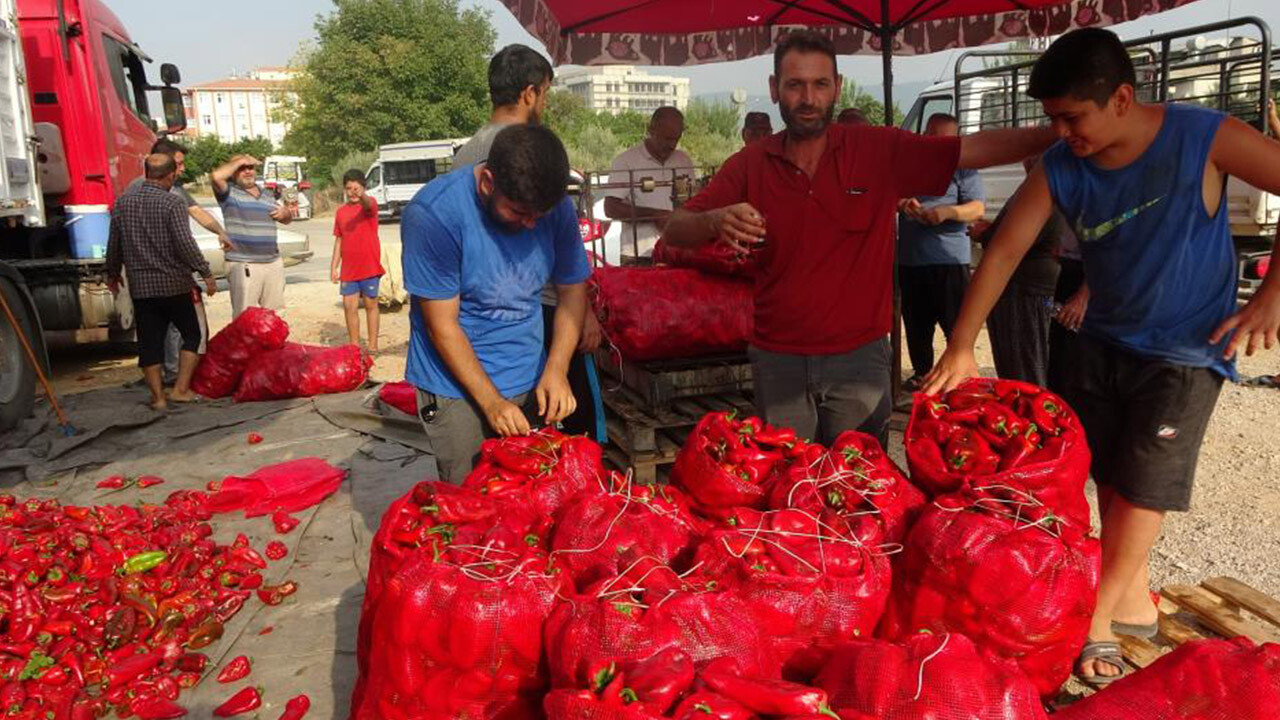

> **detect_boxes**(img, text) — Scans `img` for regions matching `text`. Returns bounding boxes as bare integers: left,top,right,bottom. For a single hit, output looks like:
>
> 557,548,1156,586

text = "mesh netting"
232,342,371,402
353,551,561,720
652,237,759,278
463,431,607,517
1054,638,1280,720
378,380,418,416
816,633,1048,720
671,412,795,514
544,691,665,720
190,307,288,398
881,487,1100,697
904,379,1092,528
591,265,753,362
551,485,701,592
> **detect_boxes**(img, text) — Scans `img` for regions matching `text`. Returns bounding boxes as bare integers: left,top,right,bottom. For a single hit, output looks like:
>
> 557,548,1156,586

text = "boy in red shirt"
331,169,385,352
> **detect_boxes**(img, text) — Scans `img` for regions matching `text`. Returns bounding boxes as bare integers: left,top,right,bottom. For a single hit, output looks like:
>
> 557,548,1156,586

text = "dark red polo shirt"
683,124,960,355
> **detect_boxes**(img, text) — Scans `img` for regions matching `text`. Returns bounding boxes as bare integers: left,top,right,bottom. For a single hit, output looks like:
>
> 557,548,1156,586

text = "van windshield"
385,159,448,185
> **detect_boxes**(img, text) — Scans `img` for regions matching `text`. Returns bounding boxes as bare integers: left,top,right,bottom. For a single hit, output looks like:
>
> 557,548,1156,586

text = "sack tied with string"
190,307,288,398
590,265,753,362
671,412,797,516
816,633,1048,720
353,550,563,720
1053,637,1280,720
462,428,606,517
880,485,1100,697
904,378,1092,528
545,559,779,690
233,342,371,402
652,237,759,279
551,475,704,592
693,506,892,680
767,432,927,546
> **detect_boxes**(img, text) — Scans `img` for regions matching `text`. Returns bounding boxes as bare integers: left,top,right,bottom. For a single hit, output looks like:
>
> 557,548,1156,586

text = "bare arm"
360,193,376,213
188,205,225,236
665,204,766,251
604,197,672,224
271,203,294,225
915,199,986,225
421,297,529,435
330,236,342,283
958,126,1057,170
210,155,257,196
922,165,1055,394
1206,115,1280,358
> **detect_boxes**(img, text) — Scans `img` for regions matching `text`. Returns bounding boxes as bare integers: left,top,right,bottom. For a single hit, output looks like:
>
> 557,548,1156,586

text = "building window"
202,115,212,125
216,93,224,104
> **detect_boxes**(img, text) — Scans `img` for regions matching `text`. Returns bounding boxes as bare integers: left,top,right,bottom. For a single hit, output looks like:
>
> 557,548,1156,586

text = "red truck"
0,0,185,429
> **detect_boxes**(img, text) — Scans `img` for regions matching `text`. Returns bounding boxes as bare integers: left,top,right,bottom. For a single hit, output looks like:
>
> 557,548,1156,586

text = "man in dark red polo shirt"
665,30,1055,445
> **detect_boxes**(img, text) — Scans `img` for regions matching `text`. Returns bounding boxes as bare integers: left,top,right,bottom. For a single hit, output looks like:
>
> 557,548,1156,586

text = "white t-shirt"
603,144,694,258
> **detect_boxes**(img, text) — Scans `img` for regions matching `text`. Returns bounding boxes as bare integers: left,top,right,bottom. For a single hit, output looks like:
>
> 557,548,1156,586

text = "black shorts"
134,293,200,368
1060,333,1224,512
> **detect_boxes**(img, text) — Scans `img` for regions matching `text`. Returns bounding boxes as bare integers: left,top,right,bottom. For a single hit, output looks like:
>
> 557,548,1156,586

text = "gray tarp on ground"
0,385,437,719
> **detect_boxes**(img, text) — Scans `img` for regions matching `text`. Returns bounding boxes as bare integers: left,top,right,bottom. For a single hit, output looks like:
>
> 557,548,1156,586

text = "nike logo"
1075,196,1166,243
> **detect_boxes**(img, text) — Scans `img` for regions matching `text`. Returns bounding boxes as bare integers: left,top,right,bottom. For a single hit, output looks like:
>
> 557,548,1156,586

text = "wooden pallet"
594,351,753,409
599,382,755,484
1117,576,1280,669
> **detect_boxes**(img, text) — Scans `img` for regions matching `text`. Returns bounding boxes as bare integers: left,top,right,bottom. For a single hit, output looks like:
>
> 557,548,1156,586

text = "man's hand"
916,206,952,226
710,203,766,254
1210,286,1280,359
217,233,233,252
204,276,217,297
483,397,531,437
579,311,603,352
898,198,921,215
269,204,292,222
536,370,577,425
921,346,981,396
1056,284,1090,331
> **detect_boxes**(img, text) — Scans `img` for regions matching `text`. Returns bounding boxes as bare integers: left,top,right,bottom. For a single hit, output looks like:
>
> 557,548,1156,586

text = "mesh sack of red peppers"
190,307,289,399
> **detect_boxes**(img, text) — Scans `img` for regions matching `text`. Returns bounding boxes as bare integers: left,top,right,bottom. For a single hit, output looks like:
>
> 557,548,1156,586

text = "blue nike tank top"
1042,103,1237,379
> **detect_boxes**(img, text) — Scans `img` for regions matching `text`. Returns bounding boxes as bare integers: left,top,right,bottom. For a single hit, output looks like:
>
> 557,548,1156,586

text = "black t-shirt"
982,205,1064,296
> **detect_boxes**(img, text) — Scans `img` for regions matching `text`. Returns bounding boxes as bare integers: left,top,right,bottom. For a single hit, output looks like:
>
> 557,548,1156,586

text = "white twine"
914,633,952,701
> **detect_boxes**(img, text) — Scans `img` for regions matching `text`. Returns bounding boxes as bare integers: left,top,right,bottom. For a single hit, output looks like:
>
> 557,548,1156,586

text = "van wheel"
0,276,39,431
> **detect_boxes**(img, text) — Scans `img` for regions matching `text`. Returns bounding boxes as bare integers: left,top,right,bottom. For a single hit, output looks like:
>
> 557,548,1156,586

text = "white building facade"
186,68,299,147
555,66,691,115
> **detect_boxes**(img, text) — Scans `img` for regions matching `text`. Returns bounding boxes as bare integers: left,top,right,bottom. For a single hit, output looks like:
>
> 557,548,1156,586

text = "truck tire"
0,275,39,431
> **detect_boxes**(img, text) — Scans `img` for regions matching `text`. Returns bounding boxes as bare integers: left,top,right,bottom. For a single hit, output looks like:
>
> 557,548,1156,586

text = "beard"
779,100,834,140
481,188,524,234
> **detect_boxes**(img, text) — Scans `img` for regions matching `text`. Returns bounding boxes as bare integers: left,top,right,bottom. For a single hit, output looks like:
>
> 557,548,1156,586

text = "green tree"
181,135,273,185
283,0,495,185
838,80,903,126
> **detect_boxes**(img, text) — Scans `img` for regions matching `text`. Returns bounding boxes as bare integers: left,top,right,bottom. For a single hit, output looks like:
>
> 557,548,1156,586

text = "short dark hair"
150,138,187,156
486,125,569,213
773,30,836,80
744,111,771,127
1028,28,1136,106
342,169,367,187
145,153,176,179
926,112,958,127
837,107,868,125
489,44,554,108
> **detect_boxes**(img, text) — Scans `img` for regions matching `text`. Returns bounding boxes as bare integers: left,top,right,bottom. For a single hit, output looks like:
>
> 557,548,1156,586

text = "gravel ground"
46,214,1280,597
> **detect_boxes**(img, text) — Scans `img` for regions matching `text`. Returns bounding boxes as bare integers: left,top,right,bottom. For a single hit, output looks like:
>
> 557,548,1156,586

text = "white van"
260,155,312,220
365,140,466,220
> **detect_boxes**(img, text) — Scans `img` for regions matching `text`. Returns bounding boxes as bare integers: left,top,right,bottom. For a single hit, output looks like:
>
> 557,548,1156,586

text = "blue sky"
112,0,1278,100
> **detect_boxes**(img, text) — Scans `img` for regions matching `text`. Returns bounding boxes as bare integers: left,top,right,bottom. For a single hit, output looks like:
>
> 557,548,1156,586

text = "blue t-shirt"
1042,103,1237,379
402,166,592,398
897,168,985,266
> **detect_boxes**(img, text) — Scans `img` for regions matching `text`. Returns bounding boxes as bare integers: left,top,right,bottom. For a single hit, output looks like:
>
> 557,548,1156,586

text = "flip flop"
1075,641,1128,689
1112,620,1160,639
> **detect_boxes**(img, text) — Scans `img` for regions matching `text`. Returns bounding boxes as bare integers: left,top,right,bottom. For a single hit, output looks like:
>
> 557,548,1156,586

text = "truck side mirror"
160,86,186,134
160,63,181,86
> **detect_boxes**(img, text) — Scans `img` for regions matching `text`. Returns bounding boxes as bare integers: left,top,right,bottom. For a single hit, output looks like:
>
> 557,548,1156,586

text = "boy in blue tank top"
925,28,1280,688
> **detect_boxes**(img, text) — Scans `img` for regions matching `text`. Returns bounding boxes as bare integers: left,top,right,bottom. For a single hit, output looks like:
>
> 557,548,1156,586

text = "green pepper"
121,551,167,575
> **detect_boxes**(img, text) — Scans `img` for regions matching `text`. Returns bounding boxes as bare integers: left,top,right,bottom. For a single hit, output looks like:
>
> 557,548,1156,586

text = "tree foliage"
838,79,904,126
181,135,274,185
282,0,495,185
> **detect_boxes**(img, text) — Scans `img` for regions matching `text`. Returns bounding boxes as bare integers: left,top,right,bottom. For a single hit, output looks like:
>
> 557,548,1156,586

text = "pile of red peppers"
671,412,800,513
0,491,304,719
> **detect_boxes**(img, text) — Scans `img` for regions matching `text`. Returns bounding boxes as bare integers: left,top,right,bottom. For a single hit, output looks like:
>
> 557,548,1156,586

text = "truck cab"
260,155,312,220
902,17,1279,294
365,139,466,219
0,0,185,428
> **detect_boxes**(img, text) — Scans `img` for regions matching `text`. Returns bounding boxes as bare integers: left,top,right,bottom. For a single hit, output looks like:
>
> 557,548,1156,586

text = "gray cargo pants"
748,337,892,447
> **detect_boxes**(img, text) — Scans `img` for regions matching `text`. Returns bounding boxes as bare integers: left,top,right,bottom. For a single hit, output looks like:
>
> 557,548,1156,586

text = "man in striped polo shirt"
211,155,294,317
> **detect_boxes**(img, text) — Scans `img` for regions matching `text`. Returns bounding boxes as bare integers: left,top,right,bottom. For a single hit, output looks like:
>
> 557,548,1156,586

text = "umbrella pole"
881,12,907,413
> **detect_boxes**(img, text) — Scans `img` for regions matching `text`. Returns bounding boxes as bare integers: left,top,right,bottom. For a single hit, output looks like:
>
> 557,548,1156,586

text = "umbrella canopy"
499,0,1200,66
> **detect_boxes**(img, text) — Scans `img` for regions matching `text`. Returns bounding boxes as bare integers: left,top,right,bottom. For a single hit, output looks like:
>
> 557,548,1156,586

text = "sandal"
1111,620,1159,639
1075,641,1128,689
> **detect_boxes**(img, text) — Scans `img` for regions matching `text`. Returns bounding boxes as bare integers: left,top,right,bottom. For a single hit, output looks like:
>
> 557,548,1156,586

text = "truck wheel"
0,276,39,431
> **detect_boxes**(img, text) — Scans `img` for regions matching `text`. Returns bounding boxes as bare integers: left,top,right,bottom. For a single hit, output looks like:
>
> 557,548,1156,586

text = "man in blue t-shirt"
926,29,1280,689
402,124,591,482
897,112,986,389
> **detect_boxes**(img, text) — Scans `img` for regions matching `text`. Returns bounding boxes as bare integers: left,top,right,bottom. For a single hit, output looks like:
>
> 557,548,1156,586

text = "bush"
182,136,274,185
330,148,379,188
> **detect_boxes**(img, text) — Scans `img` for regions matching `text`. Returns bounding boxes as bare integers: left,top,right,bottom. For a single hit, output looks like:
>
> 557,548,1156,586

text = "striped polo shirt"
216,184,279,263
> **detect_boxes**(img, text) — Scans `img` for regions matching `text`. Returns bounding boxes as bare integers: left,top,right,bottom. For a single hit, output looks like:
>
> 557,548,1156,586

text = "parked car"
190,207,311,279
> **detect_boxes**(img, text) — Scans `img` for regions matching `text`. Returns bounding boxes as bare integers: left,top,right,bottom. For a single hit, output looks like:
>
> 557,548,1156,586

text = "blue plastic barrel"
66,205,111,259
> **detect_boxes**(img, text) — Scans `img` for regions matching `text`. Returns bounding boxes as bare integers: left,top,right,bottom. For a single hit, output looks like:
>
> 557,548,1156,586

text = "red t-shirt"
682,125,960,355
334,198,385,281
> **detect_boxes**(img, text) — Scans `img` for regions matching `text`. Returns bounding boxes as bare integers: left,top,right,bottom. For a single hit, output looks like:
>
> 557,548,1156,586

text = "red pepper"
176,672,201,689
257,581,298,606
1030,394,1063,436
751,426,797,447
264,542,288,561
216,655,251,684
271,511,300,535
106,651,161,688
175,653,207,673
213,686,262,717
944,429,998,475
230,546,267,570
96,475,129,489
277,694,310,720
701,660,838,717
133,697,187,719
136,476,165,489
999,432,1040,471
673,692,754,720
625,648,693,714
247,432,264,445
488,443,546,476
